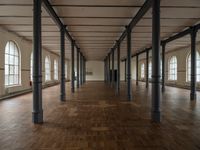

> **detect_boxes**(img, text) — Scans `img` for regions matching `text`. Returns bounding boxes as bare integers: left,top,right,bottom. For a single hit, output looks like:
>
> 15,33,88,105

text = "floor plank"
0,81,200,150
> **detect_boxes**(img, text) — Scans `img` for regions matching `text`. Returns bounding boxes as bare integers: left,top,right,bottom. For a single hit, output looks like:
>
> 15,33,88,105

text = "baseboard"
0,82,65,101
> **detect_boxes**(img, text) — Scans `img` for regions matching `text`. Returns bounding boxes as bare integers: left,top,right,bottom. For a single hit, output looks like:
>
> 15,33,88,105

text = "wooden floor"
0,81,200,150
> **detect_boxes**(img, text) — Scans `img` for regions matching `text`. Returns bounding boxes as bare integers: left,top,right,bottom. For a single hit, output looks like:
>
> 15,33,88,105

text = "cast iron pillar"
106,56,109,84
104,58,107,83
60,26,66,101
136,54,139,86
151,0,161,123
116,41,121,94
108,53,111,83
77,48,80,88
124,59,127,82
146,49,149,88
32,0,43,123
71,40,75,93
126,26,132,101
190,27,197,101
83,57,86,83
79,52,82,85
112,49,115,87
161,42,166,92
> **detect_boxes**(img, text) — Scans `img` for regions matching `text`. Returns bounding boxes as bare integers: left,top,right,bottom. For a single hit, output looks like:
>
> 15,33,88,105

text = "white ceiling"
0,0,200,60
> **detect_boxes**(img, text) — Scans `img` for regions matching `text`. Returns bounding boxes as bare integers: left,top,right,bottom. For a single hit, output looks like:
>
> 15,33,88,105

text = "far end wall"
86,61,104,81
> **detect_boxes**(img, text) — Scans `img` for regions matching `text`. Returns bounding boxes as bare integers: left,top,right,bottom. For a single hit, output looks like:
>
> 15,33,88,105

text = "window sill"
5,84,22,89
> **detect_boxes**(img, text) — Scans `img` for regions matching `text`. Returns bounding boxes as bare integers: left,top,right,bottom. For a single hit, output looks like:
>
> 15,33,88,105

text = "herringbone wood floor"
0,81,200,150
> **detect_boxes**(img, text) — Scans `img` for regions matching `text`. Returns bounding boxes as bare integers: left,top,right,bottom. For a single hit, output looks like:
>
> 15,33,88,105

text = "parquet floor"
0,81,200,150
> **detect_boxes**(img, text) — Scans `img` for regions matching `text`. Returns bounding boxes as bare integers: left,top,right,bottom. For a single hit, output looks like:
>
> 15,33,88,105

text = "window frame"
168,56,177,81
148,61,152,79
186,52,200,82
141,63,145,79
4,41,21,87
45,56,51,82
54,59,58,80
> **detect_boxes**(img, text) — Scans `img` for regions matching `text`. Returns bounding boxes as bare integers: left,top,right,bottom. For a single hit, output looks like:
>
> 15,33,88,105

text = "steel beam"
127,26,132,101
60,26,66,101
71,40,75,93
32,0,43,124
106,0,152,56
190,27,197,101
151,0,161,123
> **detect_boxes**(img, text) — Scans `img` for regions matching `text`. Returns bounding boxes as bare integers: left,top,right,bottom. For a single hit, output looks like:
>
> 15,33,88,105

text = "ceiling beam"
106,0,153,58
42,0,83,56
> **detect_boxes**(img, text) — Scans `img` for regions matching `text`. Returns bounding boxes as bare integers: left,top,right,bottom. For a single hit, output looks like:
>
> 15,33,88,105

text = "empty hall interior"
0,0,200,149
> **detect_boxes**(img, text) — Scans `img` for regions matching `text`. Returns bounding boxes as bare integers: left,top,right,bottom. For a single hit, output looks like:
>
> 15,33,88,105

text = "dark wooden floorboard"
0,81,200,150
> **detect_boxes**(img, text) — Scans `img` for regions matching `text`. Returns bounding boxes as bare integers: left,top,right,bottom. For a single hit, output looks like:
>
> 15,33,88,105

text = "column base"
60,94,66,102
190,93,196,101
127,95,132,101
151,111,161,123
32,110,43,124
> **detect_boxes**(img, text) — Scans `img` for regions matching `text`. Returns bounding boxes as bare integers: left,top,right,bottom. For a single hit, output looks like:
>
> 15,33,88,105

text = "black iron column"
104,58,107,83
146,49,149,88
106,56,109,84
77,48,80,88
108,53,111,83
126,26,132,101
112,49,115,87
80,53,82,85
81,54,84,85
190,27,197,101
60,26,66,101
151,0,161,122
136,54,139,86
161,42,166,92
83,57,86,83
104,59,106,83
125,59,127,82
116,42,120,94
71,40,75,93
32,0,43,123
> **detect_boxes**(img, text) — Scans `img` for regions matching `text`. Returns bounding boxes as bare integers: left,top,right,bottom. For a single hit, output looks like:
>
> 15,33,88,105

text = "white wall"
0,27,70,98
86,61,104,81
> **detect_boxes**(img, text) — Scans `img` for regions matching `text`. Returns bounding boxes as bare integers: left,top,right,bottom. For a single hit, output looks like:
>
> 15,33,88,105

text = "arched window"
30,52,33,81
141,63,145,79
54,60,58,80
168,56,177,80
5,41,21,86
45,56,51,81
186,52,200,82
148,61,152,79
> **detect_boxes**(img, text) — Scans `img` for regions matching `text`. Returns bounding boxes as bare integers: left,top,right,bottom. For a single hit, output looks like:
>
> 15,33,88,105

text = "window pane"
4,41,20,86
5,65,9,75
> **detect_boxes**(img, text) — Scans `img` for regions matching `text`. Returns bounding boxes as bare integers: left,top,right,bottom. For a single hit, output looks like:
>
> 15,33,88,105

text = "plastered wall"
137,45,200,89
0,27,70,97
